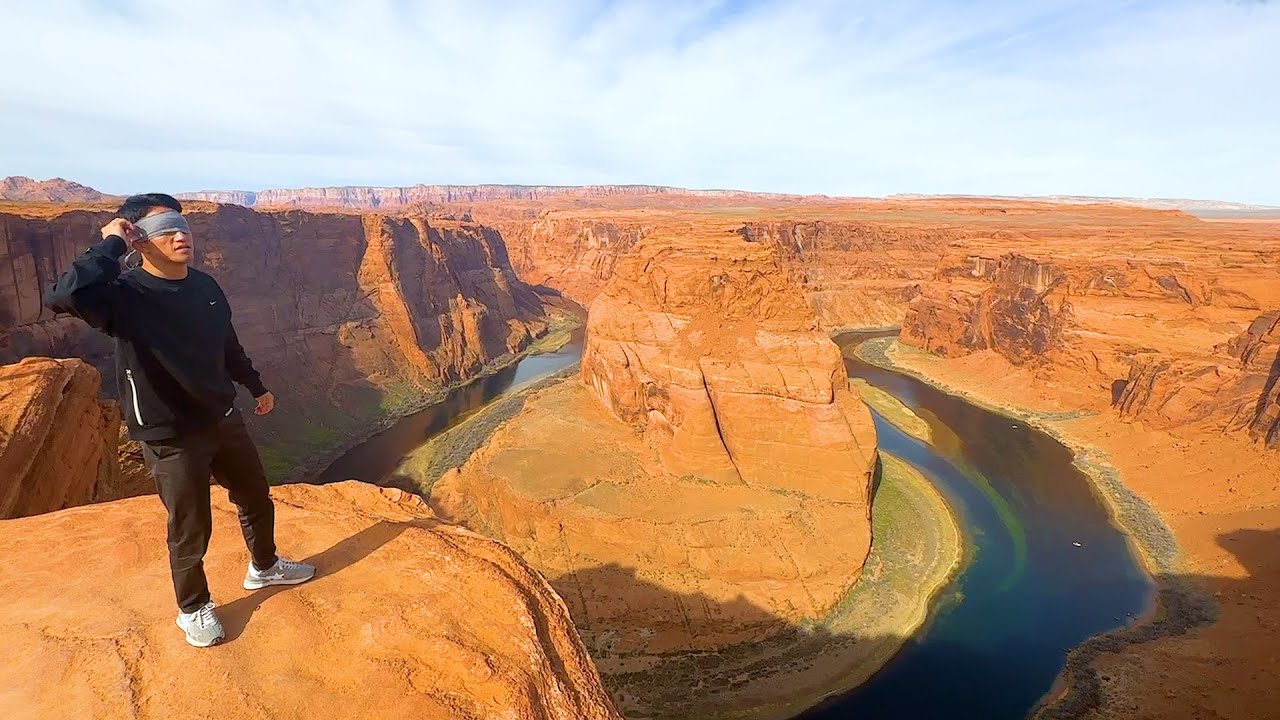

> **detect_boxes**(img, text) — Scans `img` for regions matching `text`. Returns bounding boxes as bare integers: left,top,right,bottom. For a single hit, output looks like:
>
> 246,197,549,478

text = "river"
315,327,585,486
318,328,1154,719
799,332,1153,718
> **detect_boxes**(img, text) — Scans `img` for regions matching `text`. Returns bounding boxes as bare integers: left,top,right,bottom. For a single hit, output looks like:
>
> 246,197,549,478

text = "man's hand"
254,391,275,416
101,218,139,244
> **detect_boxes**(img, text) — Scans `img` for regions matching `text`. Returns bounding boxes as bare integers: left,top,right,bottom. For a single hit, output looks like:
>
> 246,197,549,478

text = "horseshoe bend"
2,182,1277,719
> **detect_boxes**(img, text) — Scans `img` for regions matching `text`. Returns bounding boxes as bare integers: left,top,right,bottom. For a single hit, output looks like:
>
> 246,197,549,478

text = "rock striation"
895,210,1280,449
0,480,621,720
580,233,878,496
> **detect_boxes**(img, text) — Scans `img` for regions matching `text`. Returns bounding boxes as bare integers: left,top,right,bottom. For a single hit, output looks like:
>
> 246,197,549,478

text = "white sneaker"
243,557,316,590
176,602,225,647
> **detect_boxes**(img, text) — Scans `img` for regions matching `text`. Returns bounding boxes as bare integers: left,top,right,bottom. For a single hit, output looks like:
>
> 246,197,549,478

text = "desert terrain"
1,177,1277,718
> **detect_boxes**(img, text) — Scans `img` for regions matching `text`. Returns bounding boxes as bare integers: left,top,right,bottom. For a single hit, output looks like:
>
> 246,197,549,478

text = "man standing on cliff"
44,193,315,647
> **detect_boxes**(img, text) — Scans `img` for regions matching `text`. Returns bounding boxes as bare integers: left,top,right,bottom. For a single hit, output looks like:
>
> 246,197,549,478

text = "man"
44,193,315,647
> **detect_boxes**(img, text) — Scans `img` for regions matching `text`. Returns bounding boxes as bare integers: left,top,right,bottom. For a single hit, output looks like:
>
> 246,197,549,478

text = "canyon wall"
739,219,957,328
897,213,1280,446
472,208,958,330
177,184,810,209
1,203,547,482
0,479,621,719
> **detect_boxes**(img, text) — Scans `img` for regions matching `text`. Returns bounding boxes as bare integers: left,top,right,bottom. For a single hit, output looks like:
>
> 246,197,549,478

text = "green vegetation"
818,452,963,636
615,451,964,720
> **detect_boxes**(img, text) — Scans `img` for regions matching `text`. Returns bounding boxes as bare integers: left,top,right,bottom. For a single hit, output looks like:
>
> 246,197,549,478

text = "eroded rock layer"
581,233,878,497
0,481,621,720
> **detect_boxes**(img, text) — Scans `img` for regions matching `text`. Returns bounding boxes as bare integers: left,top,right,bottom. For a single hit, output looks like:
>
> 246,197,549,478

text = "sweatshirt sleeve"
225,324,268,398
43,234,128,334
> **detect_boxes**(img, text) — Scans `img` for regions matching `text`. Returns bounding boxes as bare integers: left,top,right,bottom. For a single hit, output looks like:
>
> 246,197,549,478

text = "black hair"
116,193,182,223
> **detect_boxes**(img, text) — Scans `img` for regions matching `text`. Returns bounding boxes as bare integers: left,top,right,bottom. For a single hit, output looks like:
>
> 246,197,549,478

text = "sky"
2,0,1277,203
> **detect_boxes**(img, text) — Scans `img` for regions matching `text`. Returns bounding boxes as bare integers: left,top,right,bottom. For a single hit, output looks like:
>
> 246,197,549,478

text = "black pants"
141,409,277,613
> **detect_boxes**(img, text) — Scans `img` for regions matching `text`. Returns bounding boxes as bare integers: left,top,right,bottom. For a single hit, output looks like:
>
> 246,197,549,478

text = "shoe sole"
243,572,315,591
176,619,224,648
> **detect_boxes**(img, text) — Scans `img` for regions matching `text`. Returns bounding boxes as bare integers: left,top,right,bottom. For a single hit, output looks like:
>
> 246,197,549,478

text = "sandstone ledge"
0,481,620,720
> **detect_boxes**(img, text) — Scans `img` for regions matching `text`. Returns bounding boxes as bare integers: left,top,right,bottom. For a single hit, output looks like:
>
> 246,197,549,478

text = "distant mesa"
0,176,117,203
174,183,819,209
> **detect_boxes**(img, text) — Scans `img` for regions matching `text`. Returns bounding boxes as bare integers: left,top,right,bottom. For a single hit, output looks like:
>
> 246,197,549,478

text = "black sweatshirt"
44,234,268,441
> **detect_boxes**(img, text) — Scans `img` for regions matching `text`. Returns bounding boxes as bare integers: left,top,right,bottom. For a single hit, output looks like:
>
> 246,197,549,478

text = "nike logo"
209,301,217,305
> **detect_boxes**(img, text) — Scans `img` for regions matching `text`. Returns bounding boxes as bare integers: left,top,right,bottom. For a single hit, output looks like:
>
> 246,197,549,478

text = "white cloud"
1,0,1277,203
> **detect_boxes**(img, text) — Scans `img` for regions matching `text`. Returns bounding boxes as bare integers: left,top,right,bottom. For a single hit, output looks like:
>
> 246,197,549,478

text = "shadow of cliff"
1037,528,1278,720
538,529,1278,720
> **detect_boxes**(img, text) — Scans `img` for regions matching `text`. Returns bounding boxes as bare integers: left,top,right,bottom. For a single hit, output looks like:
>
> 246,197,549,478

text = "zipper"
125,368,145,425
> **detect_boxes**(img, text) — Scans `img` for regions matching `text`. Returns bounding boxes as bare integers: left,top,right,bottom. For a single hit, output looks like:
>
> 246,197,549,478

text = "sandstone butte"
0,473,620,719
429,231,878,715
0,200,548,495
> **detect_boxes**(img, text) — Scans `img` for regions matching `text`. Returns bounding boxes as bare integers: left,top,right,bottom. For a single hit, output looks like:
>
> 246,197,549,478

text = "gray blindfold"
135,210,191,239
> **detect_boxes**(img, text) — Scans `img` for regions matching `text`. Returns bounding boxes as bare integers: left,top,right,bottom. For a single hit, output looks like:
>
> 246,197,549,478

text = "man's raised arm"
43,218,136,335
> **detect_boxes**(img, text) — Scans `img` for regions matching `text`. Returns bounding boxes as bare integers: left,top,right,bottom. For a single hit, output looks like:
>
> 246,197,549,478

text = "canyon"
0,200,548,500
0,182,1278,718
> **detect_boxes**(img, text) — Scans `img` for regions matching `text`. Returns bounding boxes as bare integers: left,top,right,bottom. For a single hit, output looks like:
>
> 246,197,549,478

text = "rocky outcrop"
0,357,167,520
581,234,878,496
0,176,115,203
740,220,954,329
1230,311,1280,446
1114,310,1280,447
901,254,1074,362
1,203,548,479
431,233,877,673
0,357,123,518
0,481,621,720
896,210,1280,447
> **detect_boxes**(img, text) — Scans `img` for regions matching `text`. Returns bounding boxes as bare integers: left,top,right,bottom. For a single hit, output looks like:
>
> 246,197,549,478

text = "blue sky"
3,0,1277,203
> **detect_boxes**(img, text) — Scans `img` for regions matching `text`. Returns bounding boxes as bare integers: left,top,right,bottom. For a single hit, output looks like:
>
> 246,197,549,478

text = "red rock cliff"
1,203,547,480
895,210,1280,445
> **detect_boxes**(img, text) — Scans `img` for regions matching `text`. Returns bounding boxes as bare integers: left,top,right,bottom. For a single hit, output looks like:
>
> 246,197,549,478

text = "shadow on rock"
544,528,1280,720
218,519,413,642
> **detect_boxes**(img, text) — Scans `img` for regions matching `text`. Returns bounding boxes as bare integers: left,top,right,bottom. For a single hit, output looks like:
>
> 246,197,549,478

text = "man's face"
140,206,194,264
